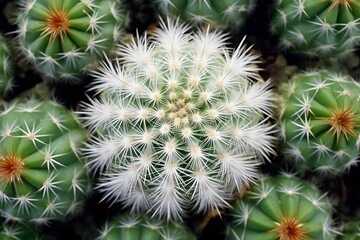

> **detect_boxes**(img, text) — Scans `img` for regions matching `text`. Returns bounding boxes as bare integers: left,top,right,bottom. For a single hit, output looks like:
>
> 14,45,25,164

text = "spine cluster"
80,19,276,220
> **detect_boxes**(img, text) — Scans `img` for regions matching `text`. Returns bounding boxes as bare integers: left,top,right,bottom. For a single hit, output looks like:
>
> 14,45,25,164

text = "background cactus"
79,19,276,221
1,220,41,240
13,0,127,81
0,35,13,97
96,213,196,240
151,0,257,28
0,98,90,224
277,70,360,175
340,218,360,240
271,0,360,58
226,173,336,240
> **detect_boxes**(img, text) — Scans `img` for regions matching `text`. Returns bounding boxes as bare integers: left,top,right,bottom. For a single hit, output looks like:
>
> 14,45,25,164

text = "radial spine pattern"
14,0,127,81
80,19,276,221
277,70,360,175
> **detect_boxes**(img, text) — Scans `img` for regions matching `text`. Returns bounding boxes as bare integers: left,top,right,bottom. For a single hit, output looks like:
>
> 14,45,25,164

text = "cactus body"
227,174,336,240
0,35,13,97
271,0,360,58
97,213,196,240
15,0,127,81
277,70,360,175
152,0,257,28
1,221,41,240
0,99,90,224
79,19,275,220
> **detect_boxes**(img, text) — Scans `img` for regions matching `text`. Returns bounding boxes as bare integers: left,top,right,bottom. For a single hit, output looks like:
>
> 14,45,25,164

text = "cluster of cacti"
79,18,276,221
96,213,196,240
1,220,41,240
0,98,90,224
277,70,360,175
13,0,127,81
340,219,360,240
271,0,360,58
152,0,257,28
0,35,13,97
226,173,336,239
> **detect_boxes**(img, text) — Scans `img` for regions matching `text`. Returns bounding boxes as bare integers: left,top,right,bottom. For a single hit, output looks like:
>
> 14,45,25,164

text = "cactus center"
317,105,359,141
40,3,70,43
166,92,194,126
269,214,309,240
0,150,26,188
326,0,359,10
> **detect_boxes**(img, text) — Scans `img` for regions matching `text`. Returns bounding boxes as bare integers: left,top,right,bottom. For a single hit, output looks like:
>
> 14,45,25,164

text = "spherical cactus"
79,19,276,221
152,0,257,28
0,35,13,97
277,70,360,175
14,0,127,81
271,0,360,58
340,219,360,240
226,174,336,240
0,98,90,224
1,220,42,240
96,213,196,240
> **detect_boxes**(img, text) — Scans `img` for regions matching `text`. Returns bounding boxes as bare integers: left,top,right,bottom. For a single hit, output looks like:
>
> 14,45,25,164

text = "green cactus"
1,220,42,240
340,219,360,240
0,98,90,224
79,19,276,221
277,70,360,175
152,0,257,28
14,0,127,81
226,173,336,240
96,213,196,240
271,0,360,58
0,35,13,97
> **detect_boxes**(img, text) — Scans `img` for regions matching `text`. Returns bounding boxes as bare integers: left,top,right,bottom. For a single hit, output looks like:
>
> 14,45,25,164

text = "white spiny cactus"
79,19,276,221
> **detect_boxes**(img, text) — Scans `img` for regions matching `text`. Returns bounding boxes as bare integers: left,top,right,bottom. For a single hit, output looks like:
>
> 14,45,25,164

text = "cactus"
79,18,276,221
13,0,127,81
226,173,337,240
96,213,196,240
0,35,13,97
271,0,360,58
340,219,360,240
277,70,360,175
1,220,41,240
152,0,257,28
0,98,90,224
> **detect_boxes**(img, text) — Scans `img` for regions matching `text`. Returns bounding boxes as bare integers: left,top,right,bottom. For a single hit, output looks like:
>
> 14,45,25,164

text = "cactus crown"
80,18,275,220
0,148,26,187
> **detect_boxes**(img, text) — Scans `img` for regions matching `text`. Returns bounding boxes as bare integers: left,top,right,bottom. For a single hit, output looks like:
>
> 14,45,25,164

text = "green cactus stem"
0,98,90,224
226,174,337,240
0,35,13,97
271,0,360,58
14,0,127,81
277,70,360,175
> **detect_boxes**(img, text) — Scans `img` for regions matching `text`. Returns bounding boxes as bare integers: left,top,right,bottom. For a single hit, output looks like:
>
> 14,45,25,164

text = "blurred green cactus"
340,219,360,240
227,173,336,240
0,35,13,97
277,70,360,175
1,220,42,240
152,0,257,28
14,0,127,81
96,213,196,240
0,98,90,224
271,0,360,58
